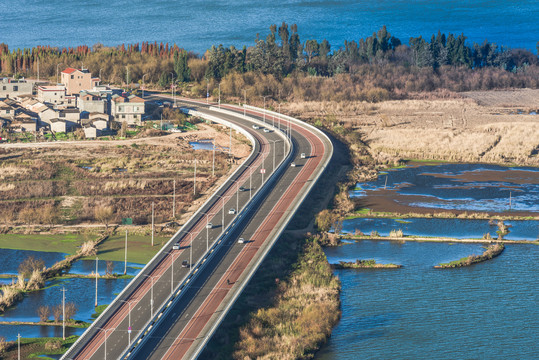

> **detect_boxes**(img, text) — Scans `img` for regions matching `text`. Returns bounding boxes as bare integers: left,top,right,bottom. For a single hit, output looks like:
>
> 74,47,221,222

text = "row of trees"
0,23,538,97
37,303,77,322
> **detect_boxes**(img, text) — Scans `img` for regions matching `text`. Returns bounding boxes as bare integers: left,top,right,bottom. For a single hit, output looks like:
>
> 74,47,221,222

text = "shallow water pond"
352,163,539,213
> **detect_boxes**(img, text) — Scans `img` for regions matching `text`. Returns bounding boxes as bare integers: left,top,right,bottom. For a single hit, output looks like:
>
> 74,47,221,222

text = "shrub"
18,256,45,278
389,229,404,237
44,339,62,351
65,302,78,321
52,304,62,322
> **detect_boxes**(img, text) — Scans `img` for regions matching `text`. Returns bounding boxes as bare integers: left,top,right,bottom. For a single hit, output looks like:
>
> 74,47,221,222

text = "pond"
189,140,229,151
0,248,143,342
351,163,539,213
319,241,538,359
342,218,539,241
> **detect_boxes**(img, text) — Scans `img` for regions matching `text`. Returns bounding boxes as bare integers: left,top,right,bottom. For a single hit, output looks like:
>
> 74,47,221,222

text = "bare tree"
106,260,115,276
18,256,45,278
37,305,50,322
94,205,115,229
52,304,62,322
65,302,78,321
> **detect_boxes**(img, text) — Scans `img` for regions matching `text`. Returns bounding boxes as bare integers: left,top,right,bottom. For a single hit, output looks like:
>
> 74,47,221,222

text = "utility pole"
151,202,154,246
95,257,98,307
160,112,163,131
218,83,221,108
37,57,39,81
142,74,148,98
206,80,209,104
229,127,232,157
56,63,63,84
17,333,21,360
173,179,176,218
61,287,66,340
509,191,512,210
124,230,128,275
212,139,215,176
193,159,197,195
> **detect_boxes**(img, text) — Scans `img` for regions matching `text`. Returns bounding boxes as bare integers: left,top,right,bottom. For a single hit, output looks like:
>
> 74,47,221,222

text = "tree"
315,209,334,232
18,256,45,278
106,260,115,275
65,302,78,321
52,304,62,322
174,49,191,82
120,120,127,138
94,205,114,228
37,305,50,322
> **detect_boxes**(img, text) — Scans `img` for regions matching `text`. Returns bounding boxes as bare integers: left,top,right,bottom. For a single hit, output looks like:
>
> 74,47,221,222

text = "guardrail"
186,104,334,359
121,108,293,359
62,106,260,360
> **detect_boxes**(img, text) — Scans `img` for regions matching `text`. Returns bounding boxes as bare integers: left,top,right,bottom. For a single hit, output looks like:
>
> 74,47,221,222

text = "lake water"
342,218,539,241
351,163,539,213
1,1,538,53
319,241,538,359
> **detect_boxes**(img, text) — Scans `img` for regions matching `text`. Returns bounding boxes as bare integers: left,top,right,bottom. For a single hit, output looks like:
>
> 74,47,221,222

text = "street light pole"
242,89,247,118
151,202,154,246
172,179,176,219
124,229,128,275
218,83,221,108
142,275,155,317
259,95,270,123
193,158,197,195
170,73,176,107
119,300,133,345
95,257,98,307
249,167,252,199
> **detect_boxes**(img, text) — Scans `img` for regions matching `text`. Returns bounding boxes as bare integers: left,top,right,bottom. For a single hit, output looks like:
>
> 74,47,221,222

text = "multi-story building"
0,78,33,98
78,91,107,114
61,68,98,95
37,85,66,107
111,94,146,125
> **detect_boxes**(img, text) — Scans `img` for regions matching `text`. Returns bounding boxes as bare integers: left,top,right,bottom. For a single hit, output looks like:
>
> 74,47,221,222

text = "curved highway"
60,98,332,360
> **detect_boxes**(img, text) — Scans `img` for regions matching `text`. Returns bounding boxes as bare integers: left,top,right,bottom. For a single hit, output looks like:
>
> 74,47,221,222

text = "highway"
60,98,332,360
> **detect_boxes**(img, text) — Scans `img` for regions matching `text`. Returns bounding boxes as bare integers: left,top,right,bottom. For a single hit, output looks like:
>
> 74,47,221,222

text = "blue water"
352,163,539,213
0,249,66,275
343,218,539,240
319,241,539,359
1,1,538,53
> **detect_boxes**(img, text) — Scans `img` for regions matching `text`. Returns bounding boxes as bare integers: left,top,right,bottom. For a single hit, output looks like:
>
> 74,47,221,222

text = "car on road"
238,238,246,244
263,128,271,133
172,242,181,250
290,162,296,167
206,223,213,229
181,260,189,268
239,186,247,192
300,153,306,159
228,208,236,214
252,124,260,129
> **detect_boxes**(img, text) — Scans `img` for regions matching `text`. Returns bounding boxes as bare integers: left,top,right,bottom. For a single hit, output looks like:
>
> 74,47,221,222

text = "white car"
238,238,246,244
252,124,260,129
290,162,296,167
228,208,236,215
206,223,213,229
263,128,271,133
300,153,306,159
172,242,181,250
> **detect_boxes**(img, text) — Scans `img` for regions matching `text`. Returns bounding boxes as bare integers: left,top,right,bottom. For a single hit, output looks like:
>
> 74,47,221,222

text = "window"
2,86,5,90
13,86,18,91
6,109,10,114
134,106,139,112
122,115,125,119
54,93,57,96
134,114,138,119
71,75,74,79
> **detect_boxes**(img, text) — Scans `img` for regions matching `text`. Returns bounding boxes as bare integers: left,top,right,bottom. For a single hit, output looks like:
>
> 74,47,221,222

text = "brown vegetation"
233,240,340,360
435,243,505,268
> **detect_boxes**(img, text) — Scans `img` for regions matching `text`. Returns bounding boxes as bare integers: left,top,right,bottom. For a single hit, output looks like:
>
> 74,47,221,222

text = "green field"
0,232,169,264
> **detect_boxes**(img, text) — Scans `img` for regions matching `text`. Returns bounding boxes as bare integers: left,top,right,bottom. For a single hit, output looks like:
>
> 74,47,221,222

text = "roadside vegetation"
200,236,340,360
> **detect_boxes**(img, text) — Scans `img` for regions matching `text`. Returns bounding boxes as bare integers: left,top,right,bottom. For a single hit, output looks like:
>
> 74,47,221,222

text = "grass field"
0,232,169,264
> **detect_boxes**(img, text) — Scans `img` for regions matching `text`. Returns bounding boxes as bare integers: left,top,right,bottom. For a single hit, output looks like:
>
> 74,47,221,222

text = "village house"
78,91,107,114
0,78,33,98
61,68,99,95
0,100,17,118
111,94,146,125
37,85,66,107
